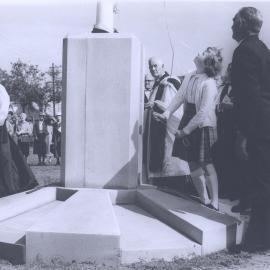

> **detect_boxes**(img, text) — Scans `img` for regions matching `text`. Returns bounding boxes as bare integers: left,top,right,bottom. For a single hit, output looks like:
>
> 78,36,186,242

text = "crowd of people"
144,7,270,252
4,110,61,165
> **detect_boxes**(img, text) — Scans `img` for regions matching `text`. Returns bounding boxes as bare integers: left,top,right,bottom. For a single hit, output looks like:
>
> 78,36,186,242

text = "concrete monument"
61,33,143,189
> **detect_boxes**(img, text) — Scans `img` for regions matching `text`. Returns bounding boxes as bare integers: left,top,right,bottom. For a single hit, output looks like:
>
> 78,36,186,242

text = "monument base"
0,187,246,267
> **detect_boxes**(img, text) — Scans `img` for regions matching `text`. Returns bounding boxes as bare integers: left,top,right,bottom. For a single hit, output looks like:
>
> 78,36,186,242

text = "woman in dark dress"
0,84,38,197
33,112,48,165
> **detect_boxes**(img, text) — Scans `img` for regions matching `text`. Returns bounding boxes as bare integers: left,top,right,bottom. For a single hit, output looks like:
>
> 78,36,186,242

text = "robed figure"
144,57,189,180
0,84,38,197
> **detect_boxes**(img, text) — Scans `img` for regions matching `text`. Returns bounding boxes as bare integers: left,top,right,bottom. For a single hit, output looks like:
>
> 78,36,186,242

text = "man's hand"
144,101,154,109
235,132,249,161
175,129,186,139
153,112,167,123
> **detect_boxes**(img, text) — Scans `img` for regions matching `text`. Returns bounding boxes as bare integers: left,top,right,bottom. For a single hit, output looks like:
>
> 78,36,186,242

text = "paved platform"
114,204,200,263
137,189,239,254
0,187,247,266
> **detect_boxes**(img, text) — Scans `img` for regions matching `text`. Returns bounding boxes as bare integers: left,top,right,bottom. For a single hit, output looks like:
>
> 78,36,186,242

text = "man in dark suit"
231,7,270,251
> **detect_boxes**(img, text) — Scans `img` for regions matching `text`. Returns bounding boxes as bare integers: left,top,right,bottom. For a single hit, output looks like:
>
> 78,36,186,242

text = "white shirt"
164,71,218,134
17,121,32,135
39,120,44,131
0,84,10,126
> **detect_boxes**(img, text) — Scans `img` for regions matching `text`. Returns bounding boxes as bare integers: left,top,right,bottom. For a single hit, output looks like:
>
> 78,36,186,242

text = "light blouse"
164,71,218,134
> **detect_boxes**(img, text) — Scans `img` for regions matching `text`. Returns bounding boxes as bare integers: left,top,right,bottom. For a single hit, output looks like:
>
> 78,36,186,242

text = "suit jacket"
232,35,270,140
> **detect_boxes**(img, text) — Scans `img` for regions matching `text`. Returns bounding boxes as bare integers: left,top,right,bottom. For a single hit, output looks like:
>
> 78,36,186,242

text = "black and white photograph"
1,0,270,269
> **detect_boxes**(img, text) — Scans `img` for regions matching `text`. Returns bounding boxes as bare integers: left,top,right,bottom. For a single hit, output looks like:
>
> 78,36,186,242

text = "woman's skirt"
173,103,217,163
18,141,30,157
33,133,47,156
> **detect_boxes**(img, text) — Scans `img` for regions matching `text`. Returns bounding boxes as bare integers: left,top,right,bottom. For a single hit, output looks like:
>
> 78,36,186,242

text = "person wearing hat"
52,112,62,165
33,112,48,165
0,84,38,196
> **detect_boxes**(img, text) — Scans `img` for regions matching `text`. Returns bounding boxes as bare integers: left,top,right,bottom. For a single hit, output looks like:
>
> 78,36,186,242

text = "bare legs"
190,162,219,209
204,163,219,209
190,166,211,205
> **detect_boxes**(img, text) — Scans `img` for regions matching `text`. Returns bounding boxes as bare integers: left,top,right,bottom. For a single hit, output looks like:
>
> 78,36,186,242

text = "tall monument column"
61,34,143,189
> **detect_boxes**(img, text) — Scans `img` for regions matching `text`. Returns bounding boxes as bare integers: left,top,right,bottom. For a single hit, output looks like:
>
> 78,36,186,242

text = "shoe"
231,203,251,213
206,204,219,211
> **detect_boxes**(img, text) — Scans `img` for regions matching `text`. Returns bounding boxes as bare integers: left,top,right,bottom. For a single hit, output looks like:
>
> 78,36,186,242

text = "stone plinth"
62,34,143,189
26,190,121,266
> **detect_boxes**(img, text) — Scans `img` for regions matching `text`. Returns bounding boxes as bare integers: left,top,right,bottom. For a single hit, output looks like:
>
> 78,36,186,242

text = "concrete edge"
0,187,57,222
135,190,203,245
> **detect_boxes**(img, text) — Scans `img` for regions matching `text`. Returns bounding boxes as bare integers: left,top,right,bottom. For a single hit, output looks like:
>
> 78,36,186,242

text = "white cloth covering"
0,84,10,127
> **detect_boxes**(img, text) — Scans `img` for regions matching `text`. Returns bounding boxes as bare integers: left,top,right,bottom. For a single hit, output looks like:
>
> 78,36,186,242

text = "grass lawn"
1,250,270,270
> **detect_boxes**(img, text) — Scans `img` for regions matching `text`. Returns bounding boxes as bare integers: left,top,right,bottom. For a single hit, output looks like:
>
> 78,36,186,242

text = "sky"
1,0,270,75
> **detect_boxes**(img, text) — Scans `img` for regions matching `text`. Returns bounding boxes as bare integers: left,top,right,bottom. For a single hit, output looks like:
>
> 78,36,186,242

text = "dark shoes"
206,204,219,211
231,203,251,214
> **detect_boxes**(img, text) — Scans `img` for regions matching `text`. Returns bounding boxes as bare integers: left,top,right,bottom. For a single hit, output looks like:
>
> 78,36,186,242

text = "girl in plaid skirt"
154,47,222,210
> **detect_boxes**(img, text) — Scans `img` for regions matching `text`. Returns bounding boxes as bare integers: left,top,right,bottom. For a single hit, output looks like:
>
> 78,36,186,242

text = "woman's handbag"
19,134,34,143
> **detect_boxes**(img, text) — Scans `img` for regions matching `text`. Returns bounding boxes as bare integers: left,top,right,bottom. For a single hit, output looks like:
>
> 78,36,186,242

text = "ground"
1,149,270,269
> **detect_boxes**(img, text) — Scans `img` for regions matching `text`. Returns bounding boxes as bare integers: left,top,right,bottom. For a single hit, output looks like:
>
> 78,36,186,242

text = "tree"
0,60,62,113
7,60,46,112
0,68,12,92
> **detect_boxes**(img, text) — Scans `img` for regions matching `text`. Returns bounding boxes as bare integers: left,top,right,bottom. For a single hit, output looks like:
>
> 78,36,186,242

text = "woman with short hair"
16,112,32,161
155,47,223,210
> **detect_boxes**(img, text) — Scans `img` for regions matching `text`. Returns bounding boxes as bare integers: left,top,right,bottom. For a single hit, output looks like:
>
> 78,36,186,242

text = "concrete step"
156,188,249,245
0,201,62,243
26,189,121,267
0,187,56,222
136,189,239,254
0,201,62,265
114,204,201,264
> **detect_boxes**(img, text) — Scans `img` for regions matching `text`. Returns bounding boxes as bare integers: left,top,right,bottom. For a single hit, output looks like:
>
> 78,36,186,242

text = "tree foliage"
0,60,62,112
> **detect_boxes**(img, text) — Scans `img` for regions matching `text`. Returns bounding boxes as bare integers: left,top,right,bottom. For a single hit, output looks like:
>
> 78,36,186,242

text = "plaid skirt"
172,103,217,163
188,126,217,163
